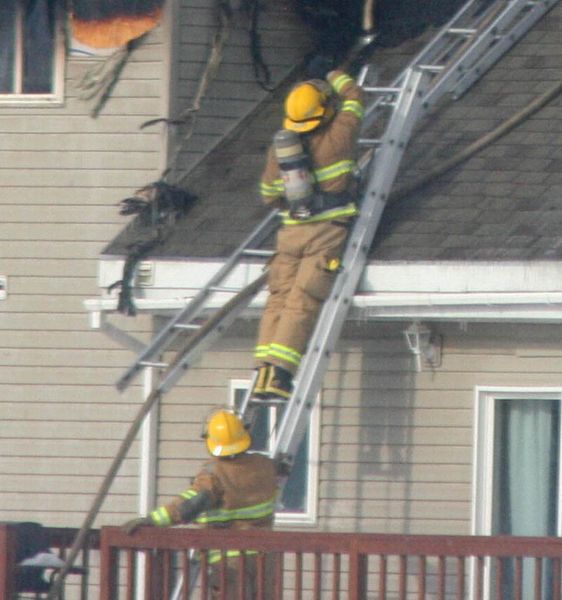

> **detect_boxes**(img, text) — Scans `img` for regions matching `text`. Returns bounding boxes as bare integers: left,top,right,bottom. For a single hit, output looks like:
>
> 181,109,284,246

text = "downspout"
140,367,158,516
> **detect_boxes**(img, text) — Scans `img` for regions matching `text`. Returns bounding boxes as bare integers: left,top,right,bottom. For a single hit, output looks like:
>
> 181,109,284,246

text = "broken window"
0,0,61,99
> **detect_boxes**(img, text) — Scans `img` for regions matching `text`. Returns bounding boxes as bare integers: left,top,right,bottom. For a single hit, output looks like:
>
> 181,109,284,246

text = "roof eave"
84,258,562,325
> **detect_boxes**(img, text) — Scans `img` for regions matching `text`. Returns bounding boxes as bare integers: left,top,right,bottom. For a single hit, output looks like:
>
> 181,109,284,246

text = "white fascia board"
85,258,562,322
360,261,562,293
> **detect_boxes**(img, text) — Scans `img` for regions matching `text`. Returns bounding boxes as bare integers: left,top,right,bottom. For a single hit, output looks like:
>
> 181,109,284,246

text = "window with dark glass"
232,386,318,521
0,0,58,96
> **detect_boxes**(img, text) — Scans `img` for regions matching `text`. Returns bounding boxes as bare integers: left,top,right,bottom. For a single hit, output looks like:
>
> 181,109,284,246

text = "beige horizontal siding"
0,10,165,527
0,349,135,367
0,132,160,152
0,0,311,530
2,330,150,349
319,481,471,501
322,424,473,445
3,475,134,495
172,0,310,173
0,170,157,188
0,456,137,476
154,321,562,538
0,114,158,132
1,385,140,404
0,439,139,459
1,151,158,171
0,366,133,385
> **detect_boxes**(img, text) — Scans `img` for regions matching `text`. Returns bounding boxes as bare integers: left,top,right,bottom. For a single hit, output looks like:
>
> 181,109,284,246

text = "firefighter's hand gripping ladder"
48,1,561,598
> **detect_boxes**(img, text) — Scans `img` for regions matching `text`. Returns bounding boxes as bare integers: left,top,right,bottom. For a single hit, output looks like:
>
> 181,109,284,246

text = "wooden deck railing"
0,523,99,600
99,526,562,600
2,524,562,599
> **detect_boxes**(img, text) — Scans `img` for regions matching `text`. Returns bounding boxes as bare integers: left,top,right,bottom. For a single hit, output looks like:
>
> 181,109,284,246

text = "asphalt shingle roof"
104,3,562,262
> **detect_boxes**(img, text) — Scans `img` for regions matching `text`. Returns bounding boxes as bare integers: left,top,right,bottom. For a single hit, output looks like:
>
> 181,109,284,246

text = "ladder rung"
249,397,288,405
447,27,477,36
242,249,275,257
358,138,382,147
363,86,402,94
209,286,242,293
173,323,201,331
418,64,445,73
139,361,169,368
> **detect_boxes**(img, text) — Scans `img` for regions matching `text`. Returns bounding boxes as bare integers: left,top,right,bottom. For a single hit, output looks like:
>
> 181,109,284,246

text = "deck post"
0,523,17,600
348,540,367,600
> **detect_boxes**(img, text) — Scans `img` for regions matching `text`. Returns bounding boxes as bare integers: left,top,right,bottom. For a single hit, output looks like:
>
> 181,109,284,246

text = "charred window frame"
0,0,64,104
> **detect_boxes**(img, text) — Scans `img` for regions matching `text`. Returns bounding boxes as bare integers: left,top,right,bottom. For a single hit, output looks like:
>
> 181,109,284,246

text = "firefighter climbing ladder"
247,0,562,467
116,0,559,428
48,1,561,598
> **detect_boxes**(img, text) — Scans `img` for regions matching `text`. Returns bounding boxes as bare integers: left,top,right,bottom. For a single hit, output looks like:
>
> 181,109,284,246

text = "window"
230,380,320,525
0,0,63,104
474,388,562,599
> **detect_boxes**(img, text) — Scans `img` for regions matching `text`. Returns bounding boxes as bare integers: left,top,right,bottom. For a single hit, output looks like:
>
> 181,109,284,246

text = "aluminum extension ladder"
108,0,562,483
260,0,561,468
114,0,561,466
114,209,279,395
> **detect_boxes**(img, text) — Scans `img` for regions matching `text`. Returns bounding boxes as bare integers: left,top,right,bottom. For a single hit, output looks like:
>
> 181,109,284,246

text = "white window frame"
471,386,562,598
229,379,320,526
0,0,65,106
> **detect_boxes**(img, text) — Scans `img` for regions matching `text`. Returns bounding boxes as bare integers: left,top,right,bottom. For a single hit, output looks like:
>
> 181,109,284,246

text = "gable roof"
103,2,562,263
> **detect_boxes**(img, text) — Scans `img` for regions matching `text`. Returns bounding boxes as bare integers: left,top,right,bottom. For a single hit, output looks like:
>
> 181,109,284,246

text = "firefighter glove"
122,516,152,535
305,54,336,80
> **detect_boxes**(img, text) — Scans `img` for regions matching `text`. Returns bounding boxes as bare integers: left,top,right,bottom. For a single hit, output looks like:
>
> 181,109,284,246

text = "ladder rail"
448,0,559,100
355,0,558,180
424,0,556,107
116,210,279,392
156,271,268,396
272,68,430,462
360,0,479,129
360,0,544,131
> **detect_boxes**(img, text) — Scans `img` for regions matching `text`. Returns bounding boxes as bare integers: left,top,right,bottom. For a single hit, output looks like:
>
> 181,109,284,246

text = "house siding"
0,5,154,528
152,320,562,536
0,23,169,525
169,0,311,177
0,0,311,528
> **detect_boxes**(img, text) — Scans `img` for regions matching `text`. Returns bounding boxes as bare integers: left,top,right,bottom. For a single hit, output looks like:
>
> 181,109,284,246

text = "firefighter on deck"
122,409,278,600
253,67,365,400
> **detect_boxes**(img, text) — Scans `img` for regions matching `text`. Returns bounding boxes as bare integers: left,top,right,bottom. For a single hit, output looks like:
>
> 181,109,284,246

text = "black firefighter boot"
264,365,293,400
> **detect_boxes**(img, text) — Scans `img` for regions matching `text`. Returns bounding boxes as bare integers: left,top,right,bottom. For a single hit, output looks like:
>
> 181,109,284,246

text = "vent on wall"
136,262,154,287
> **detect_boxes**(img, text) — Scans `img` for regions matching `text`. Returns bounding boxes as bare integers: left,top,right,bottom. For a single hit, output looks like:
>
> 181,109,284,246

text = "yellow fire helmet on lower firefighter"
204,409,251,457
283,80,334,134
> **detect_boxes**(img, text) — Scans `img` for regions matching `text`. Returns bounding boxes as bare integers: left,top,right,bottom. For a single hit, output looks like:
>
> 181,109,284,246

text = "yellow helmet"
204,410,251,457
283,81,333,133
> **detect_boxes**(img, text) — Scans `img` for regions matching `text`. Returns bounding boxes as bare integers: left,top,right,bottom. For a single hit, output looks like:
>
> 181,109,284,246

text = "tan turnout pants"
255,219,350,375
209,554,277,600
